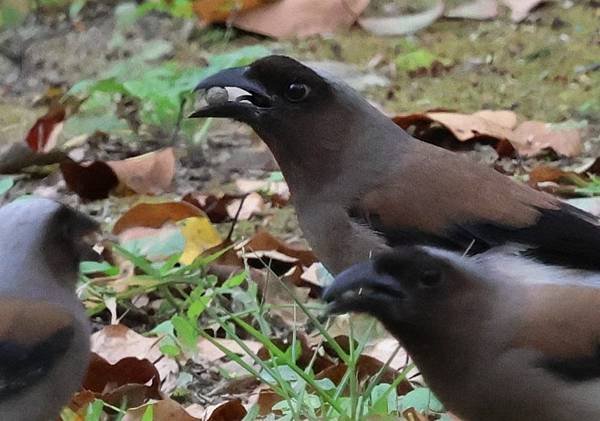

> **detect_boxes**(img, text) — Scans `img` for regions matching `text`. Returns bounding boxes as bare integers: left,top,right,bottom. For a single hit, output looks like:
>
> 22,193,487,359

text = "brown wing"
349,144,600,269
0,298,76,399
511,284,600,382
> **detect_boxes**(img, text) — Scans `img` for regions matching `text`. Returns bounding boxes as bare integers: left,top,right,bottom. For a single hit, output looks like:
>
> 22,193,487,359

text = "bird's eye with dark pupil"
419,270,442,288
285,83,310,102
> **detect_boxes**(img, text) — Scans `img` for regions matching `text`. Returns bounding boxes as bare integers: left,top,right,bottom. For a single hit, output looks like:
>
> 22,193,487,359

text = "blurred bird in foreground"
324,246,600,421
0,198,96,421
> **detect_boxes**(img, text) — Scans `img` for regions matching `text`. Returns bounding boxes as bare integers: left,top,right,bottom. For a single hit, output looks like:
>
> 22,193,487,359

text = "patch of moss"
289,2,599,122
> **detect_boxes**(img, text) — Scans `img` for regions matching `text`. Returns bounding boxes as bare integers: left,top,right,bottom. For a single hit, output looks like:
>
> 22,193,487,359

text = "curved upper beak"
189,66,272,120
322,260,404,315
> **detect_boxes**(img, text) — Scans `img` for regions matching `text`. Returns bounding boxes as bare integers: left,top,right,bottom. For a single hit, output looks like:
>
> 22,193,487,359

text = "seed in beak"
206,87,229,106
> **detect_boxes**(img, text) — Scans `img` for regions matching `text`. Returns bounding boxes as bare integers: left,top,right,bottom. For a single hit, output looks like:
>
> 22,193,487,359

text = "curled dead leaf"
108,148,176,195
193,0,272,23
238,230,317,268
509,121,582,157
60,160,119,201
91,324,179,391
112,201,204,234
83,353,161,409
204,399,247,421
501,0,546,22
222,0,370,39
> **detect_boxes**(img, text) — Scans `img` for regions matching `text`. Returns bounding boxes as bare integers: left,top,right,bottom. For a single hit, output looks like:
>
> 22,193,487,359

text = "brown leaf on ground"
60,160,119,201
500,0,547,22
528,165,584,185
204,399,247,421
225,0,370,39
91,324,179,390
193,0,273,23
238,230,317,269
83,353,161,409
60,148,176,199
527,165,588,197
195,337,262,363
509,121,582,157
108,148,176,195
24,102,66,152
392,110,517,156
183,192,265,223
68,390,96,417
256,389,282,416
112,202,204,234
183,192,237,223
123,399,202,421
315,354,412,395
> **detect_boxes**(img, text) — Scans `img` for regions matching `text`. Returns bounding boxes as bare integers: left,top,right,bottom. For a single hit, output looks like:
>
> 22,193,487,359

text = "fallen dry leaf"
183,192,266,223
183,192,237,223
204,399,247,421
359,0,444,36
226,192,265,220
238,230,317,268
83,353,161,409
91,324,179,391
509,121,582,157
123,399,201,421
61,148,176,199
445,0,498,20
109,148,176,195
393,110,585,158
60,160,119,201
420,111,515,141
363,336,411,371
227,0,370,39
193,0,272,23
256,389,282,416
24,102,65,152
500,0,546,22
112,201,204,235
178,216,223,265
195,337,262,363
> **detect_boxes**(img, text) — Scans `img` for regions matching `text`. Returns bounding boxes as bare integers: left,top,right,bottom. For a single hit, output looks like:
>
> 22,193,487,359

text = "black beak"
322,260,404,315
188,66,272,120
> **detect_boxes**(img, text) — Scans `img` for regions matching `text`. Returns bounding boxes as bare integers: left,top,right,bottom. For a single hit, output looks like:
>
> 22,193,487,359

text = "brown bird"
323,246,600,420
0,198,96,420
191,55,600,275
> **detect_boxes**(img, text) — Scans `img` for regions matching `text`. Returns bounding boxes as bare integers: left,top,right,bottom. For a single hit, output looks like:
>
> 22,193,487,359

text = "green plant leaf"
172,315,198,349
400,387,444,413
84,399,104,421
222,271,247,289
80,261,119,276
141,404,153,421
0,177,14,196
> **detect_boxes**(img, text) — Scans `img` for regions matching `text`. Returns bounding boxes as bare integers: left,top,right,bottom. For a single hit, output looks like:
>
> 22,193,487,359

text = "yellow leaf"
178,216,222,265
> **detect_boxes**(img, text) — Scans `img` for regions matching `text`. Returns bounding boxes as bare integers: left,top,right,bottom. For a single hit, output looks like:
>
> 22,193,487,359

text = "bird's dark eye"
285,83,310,102
419,269,442,288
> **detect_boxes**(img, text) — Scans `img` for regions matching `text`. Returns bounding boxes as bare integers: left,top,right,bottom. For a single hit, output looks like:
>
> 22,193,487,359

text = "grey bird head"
190,55,404,194
0,198,100,288
322,247,485,337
